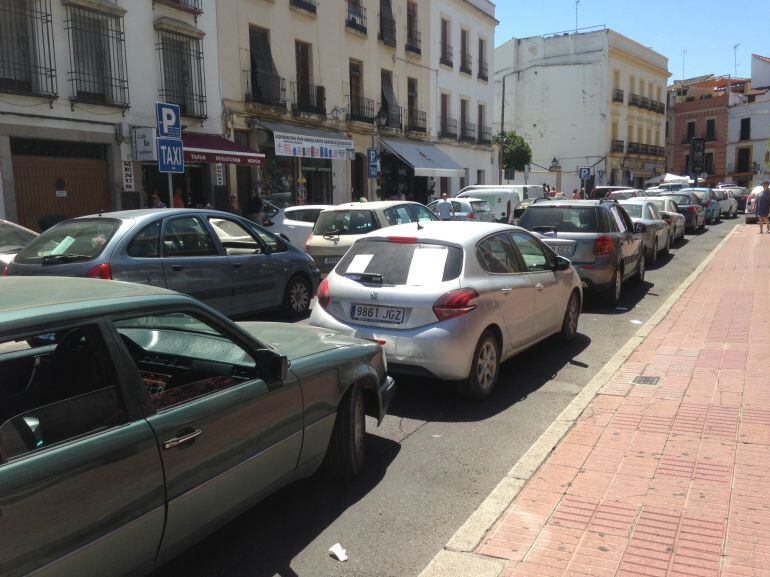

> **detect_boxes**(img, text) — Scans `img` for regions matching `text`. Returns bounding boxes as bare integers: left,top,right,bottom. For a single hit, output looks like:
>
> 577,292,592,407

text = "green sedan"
0,277,394,577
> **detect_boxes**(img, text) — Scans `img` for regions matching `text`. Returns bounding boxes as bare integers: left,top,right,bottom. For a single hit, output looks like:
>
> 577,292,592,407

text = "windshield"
621,204,643,218
0,221,36,254
662,194,692,206
313,210,377,236
14,219,120,264
336,239,463,286
648,199,669,211
519,206,599,233
470,201,491,213
688,190,709,202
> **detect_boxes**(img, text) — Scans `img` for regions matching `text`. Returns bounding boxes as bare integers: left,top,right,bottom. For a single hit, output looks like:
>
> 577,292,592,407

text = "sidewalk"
427,225,770,577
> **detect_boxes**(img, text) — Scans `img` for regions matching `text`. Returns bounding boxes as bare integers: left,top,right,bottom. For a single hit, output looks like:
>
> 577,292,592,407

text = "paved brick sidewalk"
475,225,770,577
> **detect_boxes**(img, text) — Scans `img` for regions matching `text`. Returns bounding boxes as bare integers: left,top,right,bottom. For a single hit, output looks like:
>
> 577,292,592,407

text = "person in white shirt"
436,193,455,221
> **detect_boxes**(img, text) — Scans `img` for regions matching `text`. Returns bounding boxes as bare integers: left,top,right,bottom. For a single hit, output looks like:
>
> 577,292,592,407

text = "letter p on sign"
156,102,181,139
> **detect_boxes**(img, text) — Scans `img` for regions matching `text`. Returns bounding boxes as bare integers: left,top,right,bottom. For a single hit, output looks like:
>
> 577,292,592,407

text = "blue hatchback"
682,188,721,225
6,209,321,318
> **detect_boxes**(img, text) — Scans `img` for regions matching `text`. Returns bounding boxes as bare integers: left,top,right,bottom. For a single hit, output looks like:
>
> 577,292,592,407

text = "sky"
494,0,770,82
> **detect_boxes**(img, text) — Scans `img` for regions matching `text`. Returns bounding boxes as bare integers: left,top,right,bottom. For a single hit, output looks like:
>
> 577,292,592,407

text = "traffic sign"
156,102,181,139
155,102,183,176
157,138,184,174
367,148,379,179
578,166,591,180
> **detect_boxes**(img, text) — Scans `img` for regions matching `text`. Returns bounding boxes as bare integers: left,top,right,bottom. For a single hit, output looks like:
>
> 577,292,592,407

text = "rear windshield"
689,190,709,202
609,192,634,200
14,219,120,264
313,210,377,236
0,221,36,254
662,194,692,206
336,239,463,286
519,206,600,233
470,201,491,212
621,204,643,218
647,199,669,211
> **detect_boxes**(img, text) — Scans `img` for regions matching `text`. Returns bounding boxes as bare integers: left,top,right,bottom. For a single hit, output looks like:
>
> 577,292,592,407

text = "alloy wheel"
476,341,498,393
566,295,579,338
290,279,310,313
614,269,622,301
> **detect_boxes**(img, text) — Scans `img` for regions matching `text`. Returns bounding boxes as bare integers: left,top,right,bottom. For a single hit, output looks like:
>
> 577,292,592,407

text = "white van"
456,185,544,222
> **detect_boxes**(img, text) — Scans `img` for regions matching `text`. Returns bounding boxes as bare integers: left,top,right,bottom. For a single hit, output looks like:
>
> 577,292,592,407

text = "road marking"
418,224,741,577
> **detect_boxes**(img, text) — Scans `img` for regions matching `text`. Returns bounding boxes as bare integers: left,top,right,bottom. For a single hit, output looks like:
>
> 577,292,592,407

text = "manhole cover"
633,375,660,386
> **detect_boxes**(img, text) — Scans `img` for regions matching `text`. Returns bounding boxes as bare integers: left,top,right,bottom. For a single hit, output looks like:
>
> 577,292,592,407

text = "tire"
664,232,671,255
647,240,658,267
604,267,623,305
282,275,311,318
457,330,500,400
633,251,646,284
561,292,580,342
325,383,366,479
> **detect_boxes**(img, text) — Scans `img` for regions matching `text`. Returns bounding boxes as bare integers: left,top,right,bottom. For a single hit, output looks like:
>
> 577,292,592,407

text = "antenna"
681,49,687,81
733,43,740,78
575,0,580,33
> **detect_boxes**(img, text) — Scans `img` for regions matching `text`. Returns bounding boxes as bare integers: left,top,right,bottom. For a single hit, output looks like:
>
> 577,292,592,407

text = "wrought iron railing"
290,0,317,13
611,139,624,152
440,40,453,67
460,121,476,142
612,88,624,103
460,51,472,75
407,108,426,132
705,132,716,142
379,12,395,46
478,125,492,144
629,93,640,107
348,94,376,123
0,0,57,98
478,60,488,81
346,2,367,34
292,81,325,115
406,20,421,54
380,104,402,130
627,141,640,153
244,69,285,109
640,143,650,155
440,116,458,139
157,31,207,118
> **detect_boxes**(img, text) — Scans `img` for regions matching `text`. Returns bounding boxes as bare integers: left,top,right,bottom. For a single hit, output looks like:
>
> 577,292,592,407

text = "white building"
0,0,233,230
433,0,498,195
495,28,669,193
726,54,770,188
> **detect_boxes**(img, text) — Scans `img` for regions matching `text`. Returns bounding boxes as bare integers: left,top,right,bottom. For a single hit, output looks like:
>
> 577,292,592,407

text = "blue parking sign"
156,102,181,139
367,148,379,179
157,138,184,173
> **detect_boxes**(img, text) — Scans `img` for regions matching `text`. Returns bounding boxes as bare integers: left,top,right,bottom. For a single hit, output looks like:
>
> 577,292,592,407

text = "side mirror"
278,233,291,243
255,349,289,381
634,222,647,234
553,256,571,271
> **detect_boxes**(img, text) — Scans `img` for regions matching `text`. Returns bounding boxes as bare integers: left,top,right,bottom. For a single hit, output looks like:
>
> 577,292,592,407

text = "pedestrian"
150,190,166,208
246,189,263,223
572,188,580,199
227,193,241,215
435,193,455,221
757,180,770,234
172,188,185,208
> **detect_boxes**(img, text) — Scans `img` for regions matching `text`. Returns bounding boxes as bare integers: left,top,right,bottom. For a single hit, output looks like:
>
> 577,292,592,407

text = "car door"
0,321,165,577
611,206,641,278
109,310,303,562
111,219,167,288
249,224,297,306
646,204,667,246
509,231,563,337
161,215,234,314
475,233,534,353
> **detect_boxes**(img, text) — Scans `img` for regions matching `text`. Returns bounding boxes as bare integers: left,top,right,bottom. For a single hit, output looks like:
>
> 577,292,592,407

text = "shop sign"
274,131,355,160
184,150,264,166
122,161,134,191
215,163,224,186
131,127,156,161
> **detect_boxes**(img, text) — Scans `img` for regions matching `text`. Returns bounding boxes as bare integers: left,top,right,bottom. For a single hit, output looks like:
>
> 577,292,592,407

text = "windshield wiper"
41,253,92,265
344,272,383,284
322,229,343,240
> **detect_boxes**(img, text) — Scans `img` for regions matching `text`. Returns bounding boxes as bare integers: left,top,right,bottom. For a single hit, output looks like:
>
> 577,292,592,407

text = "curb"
418,224,741,577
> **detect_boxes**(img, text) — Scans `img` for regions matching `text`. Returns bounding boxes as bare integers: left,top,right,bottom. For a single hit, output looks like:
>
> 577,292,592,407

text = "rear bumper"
573,262,615,291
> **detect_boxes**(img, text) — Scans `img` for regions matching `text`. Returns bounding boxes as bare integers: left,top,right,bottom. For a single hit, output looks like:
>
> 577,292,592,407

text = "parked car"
517,199,645,305
309,222,581,399
427,197,495,222
5,209,320,318
0,219,37,267
456,186,533,222
0,276,394,577
745,185,765,224
607,189,644,200
637,196,686,244
591,186,636,199
657,182,689,192
261,203,334,248
684,188,721,224
618,199,671,266
264,192,294,209
718,186,750,212
655,191,707,233
713,188,739,219
306,201,438,274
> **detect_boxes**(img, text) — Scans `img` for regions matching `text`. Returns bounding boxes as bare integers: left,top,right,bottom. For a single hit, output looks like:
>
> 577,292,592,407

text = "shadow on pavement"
152,433,401,577
581,278,655,315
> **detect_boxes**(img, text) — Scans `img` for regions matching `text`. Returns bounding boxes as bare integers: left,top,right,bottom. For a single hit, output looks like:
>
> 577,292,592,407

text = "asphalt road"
153,218,740,577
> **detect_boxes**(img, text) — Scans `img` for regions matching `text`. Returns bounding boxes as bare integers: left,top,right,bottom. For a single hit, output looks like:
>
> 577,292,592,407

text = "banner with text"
274,131,355,160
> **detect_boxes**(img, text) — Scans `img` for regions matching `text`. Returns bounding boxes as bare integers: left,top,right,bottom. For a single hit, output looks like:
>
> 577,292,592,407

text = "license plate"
323,256,341,265
350,304,405,324
552,245,573,256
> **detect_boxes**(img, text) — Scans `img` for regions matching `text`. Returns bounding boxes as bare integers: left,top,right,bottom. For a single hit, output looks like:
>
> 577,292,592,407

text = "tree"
493,130,532,181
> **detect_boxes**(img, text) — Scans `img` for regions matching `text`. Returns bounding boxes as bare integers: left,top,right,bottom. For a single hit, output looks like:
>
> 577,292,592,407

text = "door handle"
163,428,202,450
232,262,243,269
534,283,544,291
170,264,184,271
500,287,513,294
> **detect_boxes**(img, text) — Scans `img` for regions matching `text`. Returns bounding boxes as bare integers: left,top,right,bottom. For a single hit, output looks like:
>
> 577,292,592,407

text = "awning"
379,138,465,178
260,121,354,160
182,133,265,166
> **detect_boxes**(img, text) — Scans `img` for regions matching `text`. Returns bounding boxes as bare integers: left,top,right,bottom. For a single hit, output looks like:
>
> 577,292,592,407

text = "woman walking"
757,180,770,233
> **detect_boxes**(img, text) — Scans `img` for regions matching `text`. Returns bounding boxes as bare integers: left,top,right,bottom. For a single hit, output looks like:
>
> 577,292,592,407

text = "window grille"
157,30,207,118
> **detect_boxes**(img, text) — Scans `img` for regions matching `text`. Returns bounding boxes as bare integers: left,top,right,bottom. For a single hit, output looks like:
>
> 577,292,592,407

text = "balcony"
612,88,624,103
611,139,624,153
478,125,492,145
627,142,640,154
440,116,457,139
348,95,376,123
406,108,426,133
655,101,666,114
406,22,421,54
736,162,751,173
639,143,650,155
629,93,640,107
244,69,285,109
155,0,203,14
346,2,367,34
460,121,476,143
740,131,751,141
440,41,453,67
378,12,396,46
292,82,325,116
290,0,317,13
656,146,666,157
705,132,716,142
379,104,402,130
460,51,472,75
640,96,650,110
478,60,488,81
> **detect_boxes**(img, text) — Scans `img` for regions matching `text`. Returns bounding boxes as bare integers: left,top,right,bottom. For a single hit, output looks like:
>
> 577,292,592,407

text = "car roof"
286,204,335,211
618,199,649,205
325,201,422,212
78,208,240,221
0,219,38,236
526,200,603,208
362,221,520,244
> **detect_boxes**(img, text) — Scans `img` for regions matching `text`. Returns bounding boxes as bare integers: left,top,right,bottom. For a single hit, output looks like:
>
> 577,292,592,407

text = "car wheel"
457,330,500,400
633,251,646,283
325,383,366,479
664,232,671,255
647,240,658,267
561,292,580,342
604,267,623,305
283,275,311,318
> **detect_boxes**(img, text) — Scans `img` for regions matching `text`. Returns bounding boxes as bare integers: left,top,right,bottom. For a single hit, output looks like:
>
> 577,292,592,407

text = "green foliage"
493,131,532,173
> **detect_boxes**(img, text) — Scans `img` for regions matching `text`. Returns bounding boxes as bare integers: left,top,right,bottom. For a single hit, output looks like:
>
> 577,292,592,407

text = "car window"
519,206,599,233
113,312,259,411
0,221,36,254
451,201,462,212
611,207,628,232
470,200,491,213
509,232,551,272
127,221,161,258
410,204,438,222
649,204,662,219
383,205,414,226
208,217,263,255
287,209,323,223
621,204,643,218
263,203,280,219
0,326,127,462
163,216,218,257
477,234,522,274
14,219,121,264
249,224,287,253
314,210,377,235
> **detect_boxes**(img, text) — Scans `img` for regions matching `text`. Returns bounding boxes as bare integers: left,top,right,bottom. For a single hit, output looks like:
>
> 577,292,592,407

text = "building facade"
0,0,235,230
495,28,669,193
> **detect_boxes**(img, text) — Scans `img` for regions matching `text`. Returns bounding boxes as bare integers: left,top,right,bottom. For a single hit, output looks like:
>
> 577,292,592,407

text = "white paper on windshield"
406,247,448,286
611,209,626,232
346,254,374,274
50,236,76,255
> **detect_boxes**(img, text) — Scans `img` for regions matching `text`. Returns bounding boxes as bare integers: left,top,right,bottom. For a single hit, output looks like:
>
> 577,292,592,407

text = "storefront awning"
182,133,265,166
259,121,354,160
379,138,465,178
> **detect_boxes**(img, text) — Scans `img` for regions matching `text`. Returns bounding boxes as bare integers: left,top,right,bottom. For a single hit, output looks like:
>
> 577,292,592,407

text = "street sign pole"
155,102,184,207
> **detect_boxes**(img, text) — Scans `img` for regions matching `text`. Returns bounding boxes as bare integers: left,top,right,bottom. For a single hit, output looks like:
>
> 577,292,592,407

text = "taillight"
593,236,614,256
687,206,697,214
433,288,478,321
305,232,313,252
468,213,476,219
387,236,418,244
1,264,8,276
86,263,112,280
317,277,330,309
